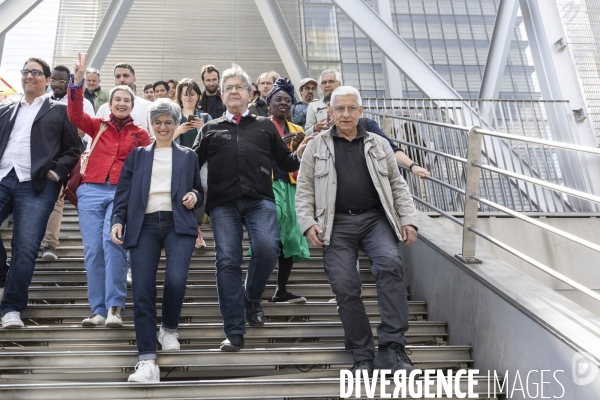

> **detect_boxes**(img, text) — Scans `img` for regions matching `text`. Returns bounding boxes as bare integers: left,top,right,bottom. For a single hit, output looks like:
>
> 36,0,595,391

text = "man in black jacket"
0,57,80,328
194,64,310,352
199,65,224,119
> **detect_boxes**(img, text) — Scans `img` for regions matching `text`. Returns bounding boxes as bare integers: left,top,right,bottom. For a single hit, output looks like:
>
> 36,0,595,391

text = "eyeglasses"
151,120,175,127
321,79,337,86
333,106,359,114
21,69,44,77
50,79,68,85
223,84,248,93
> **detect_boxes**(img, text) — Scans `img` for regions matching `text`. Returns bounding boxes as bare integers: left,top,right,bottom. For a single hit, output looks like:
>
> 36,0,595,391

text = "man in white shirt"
0,57,80,328
304,69,342,136
95,63,152,135
40,65,95,260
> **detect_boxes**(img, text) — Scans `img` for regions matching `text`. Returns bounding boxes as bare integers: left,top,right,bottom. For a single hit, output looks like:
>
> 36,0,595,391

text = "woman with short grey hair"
111,98,204,382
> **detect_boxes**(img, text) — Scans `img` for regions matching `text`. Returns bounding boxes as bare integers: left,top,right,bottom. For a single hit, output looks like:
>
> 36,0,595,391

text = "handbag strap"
89,122,109,153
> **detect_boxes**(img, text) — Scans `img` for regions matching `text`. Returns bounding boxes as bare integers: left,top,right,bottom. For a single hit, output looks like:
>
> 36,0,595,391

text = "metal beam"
0,35,5,66
332,0,460,99
518,0,562,100
373,0,404,97
479,0,519,99
86,0,135,70
0,0,43,37
254,0,311,94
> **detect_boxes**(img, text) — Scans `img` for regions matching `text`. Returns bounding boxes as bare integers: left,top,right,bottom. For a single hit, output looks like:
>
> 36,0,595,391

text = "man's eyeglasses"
21,69,45,77
50,79,68,85
223,84,248,93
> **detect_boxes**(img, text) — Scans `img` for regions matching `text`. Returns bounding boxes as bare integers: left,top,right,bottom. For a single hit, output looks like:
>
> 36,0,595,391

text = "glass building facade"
300,0,541,99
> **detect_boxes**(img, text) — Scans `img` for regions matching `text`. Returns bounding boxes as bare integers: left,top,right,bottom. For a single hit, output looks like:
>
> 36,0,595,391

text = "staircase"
0,203,502,399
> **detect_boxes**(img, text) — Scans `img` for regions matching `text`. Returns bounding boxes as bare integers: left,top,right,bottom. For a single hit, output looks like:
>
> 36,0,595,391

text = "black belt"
336,206,381,216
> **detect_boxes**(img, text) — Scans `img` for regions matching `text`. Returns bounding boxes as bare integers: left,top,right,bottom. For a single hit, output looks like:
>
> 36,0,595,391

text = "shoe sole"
2,323,24,329
246,318,264,326
220,344,242,352
42,254,58,261
81,322,104,327
128,376,159,383
272,297,307,304
105,321,123,328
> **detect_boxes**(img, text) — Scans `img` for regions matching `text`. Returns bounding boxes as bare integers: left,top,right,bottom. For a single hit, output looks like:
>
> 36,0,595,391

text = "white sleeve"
82,98,96,117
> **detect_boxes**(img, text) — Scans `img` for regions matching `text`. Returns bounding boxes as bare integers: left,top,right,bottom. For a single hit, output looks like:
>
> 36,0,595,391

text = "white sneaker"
82,314,106,327
158,326,180,351
126,269,132,287
2,311,24,329
128,360,160,382
105,306,123,328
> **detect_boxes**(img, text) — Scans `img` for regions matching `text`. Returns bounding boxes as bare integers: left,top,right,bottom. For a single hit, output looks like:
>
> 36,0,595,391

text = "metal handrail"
474,162,600,205
364,110,470,132
371,112,600,305
473,128,600,156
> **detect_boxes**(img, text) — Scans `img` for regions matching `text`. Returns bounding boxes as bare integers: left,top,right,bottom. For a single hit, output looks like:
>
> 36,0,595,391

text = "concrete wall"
432,215,600,315
402,213,600,399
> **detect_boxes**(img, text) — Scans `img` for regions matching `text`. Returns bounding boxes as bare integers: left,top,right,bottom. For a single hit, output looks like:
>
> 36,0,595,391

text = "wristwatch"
408,162,420,171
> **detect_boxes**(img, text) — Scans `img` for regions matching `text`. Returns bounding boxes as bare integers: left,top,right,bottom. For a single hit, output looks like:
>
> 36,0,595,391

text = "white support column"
0,0,43,37
519,0,600,196
479,0,519,99
254,0,311,94
86,0,135,70
372,0,404,97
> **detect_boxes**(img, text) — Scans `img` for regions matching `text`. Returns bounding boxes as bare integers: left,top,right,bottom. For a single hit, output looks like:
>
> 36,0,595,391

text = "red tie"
232,115,243,125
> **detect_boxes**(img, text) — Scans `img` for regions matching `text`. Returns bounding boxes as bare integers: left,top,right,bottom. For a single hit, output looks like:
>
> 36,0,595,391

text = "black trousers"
323,209,409,362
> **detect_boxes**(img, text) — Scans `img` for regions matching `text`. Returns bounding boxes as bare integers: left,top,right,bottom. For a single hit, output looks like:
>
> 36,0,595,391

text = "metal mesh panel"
53,0,302,91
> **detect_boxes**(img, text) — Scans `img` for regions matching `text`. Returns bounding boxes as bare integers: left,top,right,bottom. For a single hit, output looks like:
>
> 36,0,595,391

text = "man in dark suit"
0,57,80,328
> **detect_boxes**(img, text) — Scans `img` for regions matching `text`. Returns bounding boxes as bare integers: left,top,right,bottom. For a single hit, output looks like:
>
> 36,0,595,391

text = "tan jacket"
295,127,418,245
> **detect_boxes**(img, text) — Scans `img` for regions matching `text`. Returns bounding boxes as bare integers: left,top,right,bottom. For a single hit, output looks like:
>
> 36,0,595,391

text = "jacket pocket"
314,153,329,177
372,150,388,175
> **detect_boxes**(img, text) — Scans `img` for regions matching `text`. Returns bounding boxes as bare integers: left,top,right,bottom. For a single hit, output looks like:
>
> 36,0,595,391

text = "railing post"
456,126,483,264
383,113,394,138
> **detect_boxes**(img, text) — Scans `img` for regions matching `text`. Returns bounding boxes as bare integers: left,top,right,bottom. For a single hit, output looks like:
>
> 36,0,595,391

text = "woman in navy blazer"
110,99,203,383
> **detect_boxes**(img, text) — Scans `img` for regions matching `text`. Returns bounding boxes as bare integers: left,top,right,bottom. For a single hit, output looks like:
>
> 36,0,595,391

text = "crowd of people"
0,52,430,383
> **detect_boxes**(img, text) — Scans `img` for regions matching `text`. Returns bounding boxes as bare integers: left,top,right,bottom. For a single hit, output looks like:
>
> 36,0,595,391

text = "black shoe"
350,360,374,377
374,343,416,373
271,290,307,303
220,334,244,351
245,298,264,326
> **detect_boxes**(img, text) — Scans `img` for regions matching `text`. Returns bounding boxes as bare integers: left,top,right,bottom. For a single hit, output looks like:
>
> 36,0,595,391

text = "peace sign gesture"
73,52,89,86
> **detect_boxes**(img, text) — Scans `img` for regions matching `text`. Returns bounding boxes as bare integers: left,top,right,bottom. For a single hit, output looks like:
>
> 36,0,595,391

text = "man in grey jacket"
295,86,419,376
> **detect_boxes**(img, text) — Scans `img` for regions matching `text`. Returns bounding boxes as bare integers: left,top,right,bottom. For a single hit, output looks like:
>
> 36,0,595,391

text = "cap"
298,77,318,89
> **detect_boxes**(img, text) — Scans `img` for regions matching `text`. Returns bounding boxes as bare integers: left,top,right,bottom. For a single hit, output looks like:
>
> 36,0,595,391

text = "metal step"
0,345,473,373
30,268,377,285
8,246,331,258
0,375,503,399
0,321,448,347
25,284,374,302
20,301,427,323
0,374,504,399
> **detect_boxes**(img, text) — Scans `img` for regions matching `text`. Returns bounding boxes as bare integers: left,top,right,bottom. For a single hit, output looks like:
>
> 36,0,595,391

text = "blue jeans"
210,196,280,336
0,169,59,315
77,182,127,317
130,211,195,360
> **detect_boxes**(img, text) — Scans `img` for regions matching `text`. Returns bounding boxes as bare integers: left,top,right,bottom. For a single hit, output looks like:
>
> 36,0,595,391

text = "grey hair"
109,85,135,107
320,69,342,84
149,98,181,123
220,63,252,93
330,86,362,107
85,67,100,78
